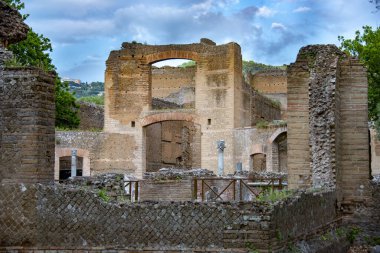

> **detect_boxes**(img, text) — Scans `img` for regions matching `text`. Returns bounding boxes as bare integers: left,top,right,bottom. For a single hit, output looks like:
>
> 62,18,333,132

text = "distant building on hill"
62,77,81,84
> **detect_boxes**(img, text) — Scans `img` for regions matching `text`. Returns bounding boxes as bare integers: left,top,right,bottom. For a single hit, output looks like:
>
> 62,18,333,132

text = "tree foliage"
4,0,80,129
338,26,380,123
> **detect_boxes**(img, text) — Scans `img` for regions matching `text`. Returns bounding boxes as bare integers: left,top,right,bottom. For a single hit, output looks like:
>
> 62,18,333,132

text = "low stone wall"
342,179,380,243
0,183,338,252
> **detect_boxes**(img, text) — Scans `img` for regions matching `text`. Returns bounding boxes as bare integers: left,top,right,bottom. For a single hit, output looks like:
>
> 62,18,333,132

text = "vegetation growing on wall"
338,26,380,125
243,60,286,76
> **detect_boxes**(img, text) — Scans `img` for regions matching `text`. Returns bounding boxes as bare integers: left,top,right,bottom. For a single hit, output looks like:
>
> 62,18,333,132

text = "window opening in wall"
131,121,135,127
250,153,266,172
59,156,83,180
151,59,196,110
208,119,211,125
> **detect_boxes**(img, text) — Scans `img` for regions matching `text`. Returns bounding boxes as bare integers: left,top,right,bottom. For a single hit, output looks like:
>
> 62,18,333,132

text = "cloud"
257,6,276,17
25,0,379,82
271,22,287,30
293,6,311,13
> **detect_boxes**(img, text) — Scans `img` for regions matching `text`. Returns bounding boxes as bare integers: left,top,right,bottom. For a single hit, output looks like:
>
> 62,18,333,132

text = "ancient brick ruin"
0,1,55,184
287,45,370,205
1,1,379,252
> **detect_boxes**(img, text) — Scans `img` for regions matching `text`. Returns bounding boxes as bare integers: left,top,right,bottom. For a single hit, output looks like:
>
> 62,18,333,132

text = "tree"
4,0,80,128
338,26,380,124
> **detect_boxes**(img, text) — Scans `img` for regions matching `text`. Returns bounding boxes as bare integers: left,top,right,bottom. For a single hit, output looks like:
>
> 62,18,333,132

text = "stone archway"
266,127,287,172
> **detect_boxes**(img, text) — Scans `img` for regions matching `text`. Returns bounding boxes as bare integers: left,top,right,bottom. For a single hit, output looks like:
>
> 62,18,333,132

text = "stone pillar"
71,149,77,177
217,140,226,176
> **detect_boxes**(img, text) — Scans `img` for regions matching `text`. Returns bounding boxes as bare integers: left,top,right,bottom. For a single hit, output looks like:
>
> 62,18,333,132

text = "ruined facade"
1,2,378,252
90,38,281,178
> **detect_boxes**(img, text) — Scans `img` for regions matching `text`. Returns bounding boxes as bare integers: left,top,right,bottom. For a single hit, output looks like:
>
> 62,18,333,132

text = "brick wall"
151,66,195,100
78,101,104,130
56,131,138,176
0,66,55,184
250,69,287,94
139,179,194,201
0,183,338,252
251,90,281,125
287,45,370,205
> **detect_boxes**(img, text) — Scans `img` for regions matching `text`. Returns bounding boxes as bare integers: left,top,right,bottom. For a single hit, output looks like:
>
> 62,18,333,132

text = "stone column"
217,140,226,176
71,149,77,177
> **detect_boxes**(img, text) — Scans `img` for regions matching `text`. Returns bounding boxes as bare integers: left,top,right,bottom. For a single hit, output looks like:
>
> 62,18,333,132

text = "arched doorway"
270,131,287,172
145,120,201,172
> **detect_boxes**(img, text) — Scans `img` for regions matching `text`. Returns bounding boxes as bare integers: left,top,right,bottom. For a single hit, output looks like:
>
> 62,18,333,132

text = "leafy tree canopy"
4,0,80,129
338,26,380,122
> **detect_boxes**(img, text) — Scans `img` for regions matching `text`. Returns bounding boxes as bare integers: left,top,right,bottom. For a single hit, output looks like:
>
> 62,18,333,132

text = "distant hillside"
67,81,104,98
242,60,286,76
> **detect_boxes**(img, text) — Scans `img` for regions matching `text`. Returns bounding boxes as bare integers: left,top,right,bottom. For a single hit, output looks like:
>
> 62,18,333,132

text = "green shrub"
256,119,269,129
98,189,110,202
78,95,104,105
257,188,293,202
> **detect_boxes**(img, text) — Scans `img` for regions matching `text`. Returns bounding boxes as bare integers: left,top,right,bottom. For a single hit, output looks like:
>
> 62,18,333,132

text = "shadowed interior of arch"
145,120,201,172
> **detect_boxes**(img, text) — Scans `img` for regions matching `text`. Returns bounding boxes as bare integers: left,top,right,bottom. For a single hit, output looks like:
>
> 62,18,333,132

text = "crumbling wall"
0,183,338,252
0,2,56,184
342,179,380,241
0,1,28,46
287,45,370,204
251,90,281,125
78,101,104,130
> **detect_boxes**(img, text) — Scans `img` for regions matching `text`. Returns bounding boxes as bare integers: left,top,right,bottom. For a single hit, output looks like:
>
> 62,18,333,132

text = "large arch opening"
149,56,198,110
145,120,201,172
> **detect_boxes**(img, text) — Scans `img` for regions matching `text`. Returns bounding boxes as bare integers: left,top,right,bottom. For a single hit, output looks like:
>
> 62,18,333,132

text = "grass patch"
257,188,293,202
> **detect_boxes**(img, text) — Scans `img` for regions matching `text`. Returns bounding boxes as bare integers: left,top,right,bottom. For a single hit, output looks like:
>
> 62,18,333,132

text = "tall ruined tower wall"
287,45,370,204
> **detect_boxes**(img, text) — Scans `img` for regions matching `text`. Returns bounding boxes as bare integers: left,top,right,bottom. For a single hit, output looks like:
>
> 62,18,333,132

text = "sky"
21,0,380,83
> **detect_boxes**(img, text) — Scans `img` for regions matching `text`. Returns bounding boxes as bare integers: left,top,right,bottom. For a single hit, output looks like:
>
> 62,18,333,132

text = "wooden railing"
193,177,285,202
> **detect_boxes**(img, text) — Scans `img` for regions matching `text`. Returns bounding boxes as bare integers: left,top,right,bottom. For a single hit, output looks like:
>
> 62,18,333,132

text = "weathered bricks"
287,45,370,204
